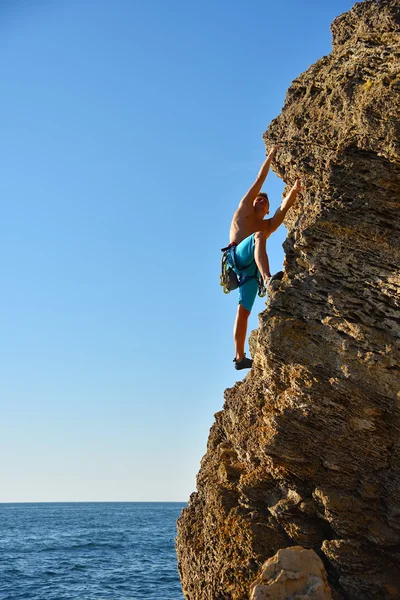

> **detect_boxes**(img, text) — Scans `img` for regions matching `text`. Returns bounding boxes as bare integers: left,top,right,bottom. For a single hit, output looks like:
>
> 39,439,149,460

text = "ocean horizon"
1,501,186,600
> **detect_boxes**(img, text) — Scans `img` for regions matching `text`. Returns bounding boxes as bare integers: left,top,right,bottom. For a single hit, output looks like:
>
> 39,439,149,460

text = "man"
226,146,302,370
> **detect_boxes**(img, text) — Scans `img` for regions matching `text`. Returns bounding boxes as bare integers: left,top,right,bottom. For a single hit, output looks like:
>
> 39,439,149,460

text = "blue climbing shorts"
227,234,260,313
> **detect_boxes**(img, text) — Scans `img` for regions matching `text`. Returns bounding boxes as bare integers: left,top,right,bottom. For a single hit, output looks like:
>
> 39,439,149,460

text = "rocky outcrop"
176,1,400,599
250,546,332,600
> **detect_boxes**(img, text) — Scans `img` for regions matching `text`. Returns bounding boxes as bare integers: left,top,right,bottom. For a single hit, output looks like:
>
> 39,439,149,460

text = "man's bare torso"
229,207,270,244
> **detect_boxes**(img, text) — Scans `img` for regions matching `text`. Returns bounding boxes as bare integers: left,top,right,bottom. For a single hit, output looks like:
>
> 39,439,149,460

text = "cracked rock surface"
176,1,400,598
250,546,332,600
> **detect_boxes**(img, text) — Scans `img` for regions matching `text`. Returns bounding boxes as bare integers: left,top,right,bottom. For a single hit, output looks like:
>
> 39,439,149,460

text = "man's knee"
254,231,266,246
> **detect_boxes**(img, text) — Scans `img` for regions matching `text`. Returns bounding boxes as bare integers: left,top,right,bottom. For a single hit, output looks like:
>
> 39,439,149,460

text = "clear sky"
1,0,355,502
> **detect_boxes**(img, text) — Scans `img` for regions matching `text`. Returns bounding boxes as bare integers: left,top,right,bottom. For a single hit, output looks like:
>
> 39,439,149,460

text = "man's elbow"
270,217,283,234
253,177,263,193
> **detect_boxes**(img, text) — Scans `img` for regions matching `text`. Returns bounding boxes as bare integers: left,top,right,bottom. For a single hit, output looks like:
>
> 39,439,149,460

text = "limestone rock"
176,1,400,599
250,546,332,600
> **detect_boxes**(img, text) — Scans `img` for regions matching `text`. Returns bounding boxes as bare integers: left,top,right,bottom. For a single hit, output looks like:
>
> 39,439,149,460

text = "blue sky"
1,0,355,501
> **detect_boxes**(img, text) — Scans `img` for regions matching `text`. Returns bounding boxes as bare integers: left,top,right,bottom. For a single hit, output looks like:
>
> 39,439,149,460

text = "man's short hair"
256,192,269,201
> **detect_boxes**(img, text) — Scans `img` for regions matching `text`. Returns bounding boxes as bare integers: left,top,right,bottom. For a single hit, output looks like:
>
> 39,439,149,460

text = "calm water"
0,502,186,600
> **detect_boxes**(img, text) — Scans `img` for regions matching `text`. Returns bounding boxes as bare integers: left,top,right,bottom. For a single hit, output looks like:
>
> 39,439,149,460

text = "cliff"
176,1,400,599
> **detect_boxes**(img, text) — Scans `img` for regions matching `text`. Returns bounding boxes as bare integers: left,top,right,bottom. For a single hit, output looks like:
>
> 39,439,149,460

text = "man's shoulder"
233,204,255,224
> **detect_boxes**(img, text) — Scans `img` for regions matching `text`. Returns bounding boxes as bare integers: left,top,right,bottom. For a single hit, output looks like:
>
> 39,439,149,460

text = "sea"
0,502,186,600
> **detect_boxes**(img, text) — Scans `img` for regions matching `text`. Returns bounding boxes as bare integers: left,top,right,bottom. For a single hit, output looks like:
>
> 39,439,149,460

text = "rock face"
250,546,332,600
176,1,400,599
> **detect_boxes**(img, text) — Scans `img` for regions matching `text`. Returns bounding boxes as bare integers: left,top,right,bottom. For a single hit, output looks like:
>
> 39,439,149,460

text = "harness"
220,243,266,297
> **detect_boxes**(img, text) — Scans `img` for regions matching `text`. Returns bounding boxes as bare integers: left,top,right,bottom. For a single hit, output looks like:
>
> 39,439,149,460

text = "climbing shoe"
233,355,253,370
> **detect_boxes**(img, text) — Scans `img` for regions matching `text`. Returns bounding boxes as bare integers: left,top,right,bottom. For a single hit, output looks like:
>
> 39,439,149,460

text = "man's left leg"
254,231,271,283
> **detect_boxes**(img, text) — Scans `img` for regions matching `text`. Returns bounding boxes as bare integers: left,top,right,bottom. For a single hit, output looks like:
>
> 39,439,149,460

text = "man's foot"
233,354,253,370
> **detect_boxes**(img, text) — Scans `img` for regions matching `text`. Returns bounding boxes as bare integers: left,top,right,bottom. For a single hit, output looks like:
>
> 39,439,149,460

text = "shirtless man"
227,146,302,370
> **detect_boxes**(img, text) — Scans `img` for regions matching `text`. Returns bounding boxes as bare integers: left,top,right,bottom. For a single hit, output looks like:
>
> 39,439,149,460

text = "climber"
225,146,302,370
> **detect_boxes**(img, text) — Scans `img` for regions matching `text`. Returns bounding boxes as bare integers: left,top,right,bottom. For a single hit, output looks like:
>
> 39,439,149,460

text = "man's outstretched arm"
267,179,302,233
237,146,279,210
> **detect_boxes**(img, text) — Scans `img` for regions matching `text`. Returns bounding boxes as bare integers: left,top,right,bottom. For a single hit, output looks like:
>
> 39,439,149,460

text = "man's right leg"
231,235,261,370
233,303,253,370
233,277,258,370
233,303,250,361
